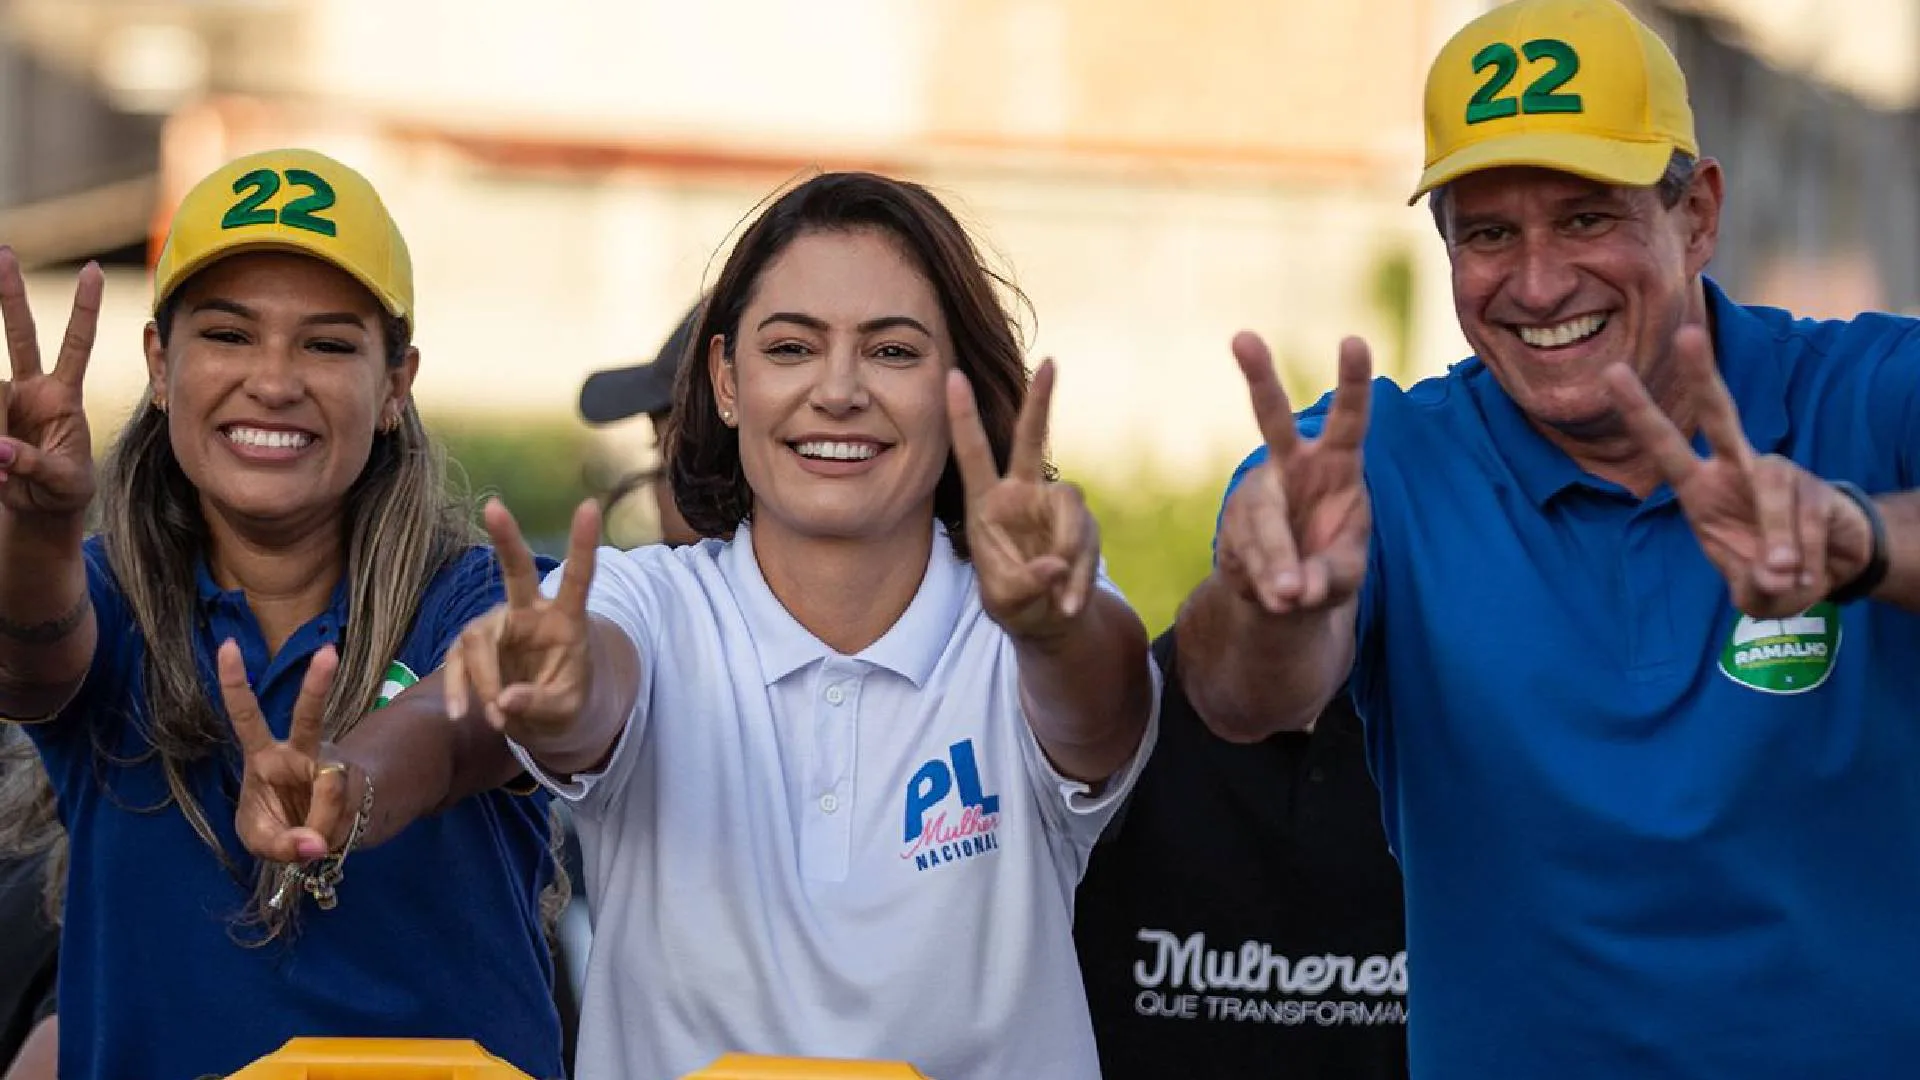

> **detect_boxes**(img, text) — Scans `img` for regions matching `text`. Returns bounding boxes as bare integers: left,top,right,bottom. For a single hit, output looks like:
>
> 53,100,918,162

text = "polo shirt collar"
1473,276,1791,507
727,521,966,689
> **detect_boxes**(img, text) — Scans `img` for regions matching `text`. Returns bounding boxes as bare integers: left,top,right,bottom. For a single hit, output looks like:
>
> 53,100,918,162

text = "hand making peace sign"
0,247,102,518
947,359,1099,641
222,641,347,864
1215,332,1375,616
443,498,603,744
1604,325,1876,618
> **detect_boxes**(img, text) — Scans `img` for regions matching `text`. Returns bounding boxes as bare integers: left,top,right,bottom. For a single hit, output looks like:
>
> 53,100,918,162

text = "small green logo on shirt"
374,661,419,710
1718,602,1840,694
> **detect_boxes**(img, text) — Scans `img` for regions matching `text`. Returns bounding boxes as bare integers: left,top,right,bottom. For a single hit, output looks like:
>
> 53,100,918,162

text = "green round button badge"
1718,602,1841,695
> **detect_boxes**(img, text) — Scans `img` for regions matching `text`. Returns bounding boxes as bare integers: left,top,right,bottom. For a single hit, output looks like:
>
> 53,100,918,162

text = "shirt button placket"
806,665,858,881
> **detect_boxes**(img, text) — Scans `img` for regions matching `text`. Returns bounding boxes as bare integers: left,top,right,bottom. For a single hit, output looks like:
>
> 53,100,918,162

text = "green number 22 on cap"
1466,39,1583,124
221,168,339,237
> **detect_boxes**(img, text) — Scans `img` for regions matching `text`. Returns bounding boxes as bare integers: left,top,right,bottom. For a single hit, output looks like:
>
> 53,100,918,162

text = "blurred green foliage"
430,416,602,554
431,418,1230,635
1369,244,1417,384
1070,461,1226,637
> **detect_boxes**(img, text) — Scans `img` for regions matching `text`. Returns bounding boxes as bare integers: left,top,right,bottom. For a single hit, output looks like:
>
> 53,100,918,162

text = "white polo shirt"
515,522,1160,1080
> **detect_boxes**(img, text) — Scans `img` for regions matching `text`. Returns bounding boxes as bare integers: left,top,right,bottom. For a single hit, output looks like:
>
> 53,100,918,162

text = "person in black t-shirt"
0,732,60,1080
1074,631,1408,1079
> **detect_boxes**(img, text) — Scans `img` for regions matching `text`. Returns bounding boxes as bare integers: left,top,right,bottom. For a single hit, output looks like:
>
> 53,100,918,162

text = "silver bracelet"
268,767,375,912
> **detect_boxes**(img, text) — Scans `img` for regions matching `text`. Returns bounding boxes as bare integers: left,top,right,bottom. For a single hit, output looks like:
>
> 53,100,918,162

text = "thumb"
241,756,333,862
497,682,583,729
0,438,80,488
299,763,350,857
1022,554,1071,592
286,827,331,862
241,816,328,864
1317,525,1371,598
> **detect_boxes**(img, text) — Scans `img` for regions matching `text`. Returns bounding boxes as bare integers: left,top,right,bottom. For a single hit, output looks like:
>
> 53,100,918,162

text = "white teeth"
1517,314,1607,348
794,440,879,462
225,427,313,450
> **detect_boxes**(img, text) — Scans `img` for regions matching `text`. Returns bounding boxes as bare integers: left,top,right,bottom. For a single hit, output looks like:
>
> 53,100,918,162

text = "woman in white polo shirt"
233,171,1160,1079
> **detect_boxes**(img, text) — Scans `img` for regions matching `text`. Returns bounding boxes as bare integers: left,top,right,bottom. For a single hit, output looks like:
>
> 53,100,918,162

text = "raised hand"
444,498,602,742
0,248,102,518
948,359,1097,640
1604,325,1874,618
222,640,346,863
1216,333,1374,615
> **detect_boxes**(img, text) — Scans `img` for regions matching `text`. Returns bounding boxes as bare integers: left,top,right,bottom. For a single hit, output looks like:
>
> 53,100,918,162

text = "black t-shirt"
0,851,58,1070
1074,633,1408,1079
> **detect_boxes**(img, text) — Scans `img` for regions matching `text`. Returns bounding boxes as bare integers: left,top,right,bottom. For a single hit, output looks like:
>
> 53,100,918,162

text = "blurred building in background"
2,0,1916,488
1641,0,1920,319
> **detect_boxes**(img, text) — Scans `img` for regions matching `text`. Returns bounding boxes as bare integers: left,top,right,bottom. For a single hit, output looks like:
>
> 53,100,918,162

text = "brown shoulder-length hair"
665,171,1046,559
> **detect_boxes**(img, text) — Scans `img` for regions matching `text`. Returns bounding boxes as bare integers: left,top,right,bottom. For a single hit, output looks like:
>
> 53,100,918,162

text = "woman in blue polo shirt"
0,149,564,1080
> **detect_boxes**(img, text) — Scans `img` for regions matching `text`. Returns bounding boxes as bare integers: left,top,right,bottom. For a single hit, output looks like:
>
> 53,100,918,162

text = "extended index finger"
484,499,541,608
1673,324,1752,467
552,498,603,616
1603,362,1700,486
1232,331,1299,459
0,248,44,381
945,368,1001,503
216,640,273,755
1006,358,1055,481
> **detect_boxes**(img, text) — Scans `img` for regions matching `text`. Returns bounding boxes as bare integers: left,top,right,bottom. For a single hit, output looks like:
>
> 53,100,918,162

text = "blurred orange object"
223,1038,535,1078
683,1054,933,1079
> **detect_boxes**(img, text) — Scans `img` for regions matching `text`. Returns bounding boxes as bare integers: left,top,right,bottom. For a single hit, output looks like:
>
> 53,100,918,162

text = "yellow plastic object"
224,1038,536,1079
683,1054,934,1079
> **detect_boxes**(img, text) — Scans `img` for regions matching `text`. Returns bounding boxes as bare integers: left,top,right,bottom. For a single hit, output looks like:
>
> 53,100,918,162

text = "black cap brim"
577,298,706,424
578,363,678,424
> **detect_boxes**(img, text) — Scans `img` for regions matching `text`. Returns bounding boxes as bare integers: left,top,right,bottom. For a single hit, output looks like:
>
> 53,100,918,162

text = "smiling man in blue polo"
1175,0,1920,1076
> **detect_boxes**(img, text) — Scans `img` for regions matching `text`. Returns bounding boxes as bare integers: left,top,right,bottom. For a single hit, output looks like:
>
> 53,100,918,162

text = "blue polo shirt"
22,538,565,1080
1220,280,1920,1078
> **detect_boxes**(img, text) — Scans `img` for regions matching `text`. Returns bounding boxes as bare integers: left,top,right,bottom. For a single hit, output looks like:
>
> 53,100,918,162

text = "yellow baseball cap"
1411,0,1697,204
152,148,413,327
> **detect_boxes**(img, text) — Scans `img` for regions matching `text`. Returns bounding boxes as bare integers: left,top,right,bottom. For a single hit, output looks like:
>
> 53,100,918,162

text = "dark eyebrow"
756,312,933,337
300,312,372,330
189,299,369,329
191,299,257,320
856,315,932,337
